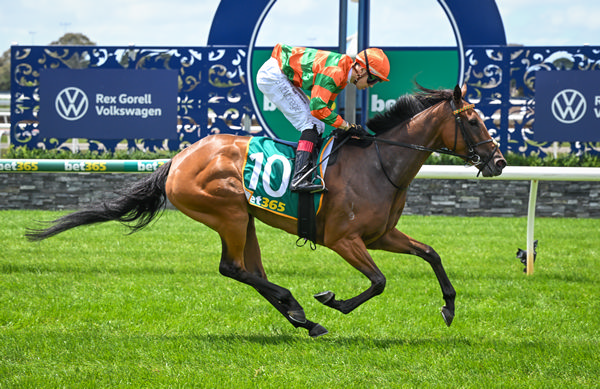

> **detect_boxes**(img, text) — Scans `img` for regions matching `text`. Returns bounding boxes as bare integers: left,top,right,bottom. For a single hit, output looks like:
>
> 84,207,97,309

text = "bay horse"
27,84,506,337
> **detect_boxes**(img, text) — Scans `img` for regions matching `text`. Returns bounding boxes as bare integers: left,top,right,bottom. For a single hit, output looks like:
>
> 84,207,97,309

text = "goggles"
362,50,382,85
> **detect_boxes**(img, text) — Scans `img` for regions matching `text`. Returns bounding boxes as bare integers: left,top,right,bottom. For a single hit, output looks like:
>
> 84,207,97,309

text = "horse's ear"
453,84,462,102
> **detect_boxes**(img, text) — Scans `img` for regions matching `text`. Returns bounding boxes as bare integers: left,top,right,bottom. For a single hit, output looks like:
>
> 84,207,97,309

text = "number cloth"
242,136,334,219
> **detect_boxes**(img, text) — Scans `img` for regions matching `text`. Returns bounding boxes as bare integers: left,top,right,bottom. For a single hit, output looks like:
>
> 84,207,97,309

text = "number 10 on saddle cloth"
242,136,335,220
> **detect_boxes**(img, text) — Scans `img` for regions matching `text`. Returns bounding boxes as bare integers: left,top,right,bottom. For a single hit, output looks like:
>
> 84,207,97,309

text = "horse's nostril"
496,159,507,170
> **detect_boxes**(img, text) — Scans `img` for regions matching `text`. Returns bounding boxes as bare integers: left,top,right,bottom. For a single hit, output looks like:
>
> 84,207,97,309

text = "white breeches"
256,57,325,134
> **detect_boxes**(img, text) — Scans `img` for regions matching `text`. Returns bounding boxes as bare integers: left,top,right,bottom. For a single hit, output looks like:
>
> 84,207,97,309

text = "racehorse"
27,84,506,337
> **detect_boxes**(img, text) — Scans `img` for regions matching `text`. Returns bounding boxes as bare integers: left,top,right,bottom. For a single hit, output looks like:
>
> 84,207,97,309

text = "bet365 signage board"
535,71,600,142
251,48,458,142
40,69,177,140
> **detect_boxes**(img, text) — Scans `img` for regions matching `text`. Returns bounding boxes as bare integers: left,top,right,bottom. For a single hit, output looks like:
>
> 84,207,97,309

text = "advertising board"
39,69,178,140
535,71,600,142
251,48,458,141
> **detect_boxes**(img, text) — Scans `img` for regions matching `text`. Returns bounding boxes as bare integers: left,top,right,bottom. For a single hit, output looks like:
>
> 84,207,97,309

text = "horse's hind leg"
219,214,327,337
368,228,456,326
242,216,328,337
219,236,306,324
242,215,267,279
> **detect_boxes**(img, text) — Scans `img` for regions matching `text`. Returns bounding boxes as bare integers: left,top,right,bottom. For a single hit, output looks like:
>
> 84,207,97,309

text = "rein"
364,100,499,189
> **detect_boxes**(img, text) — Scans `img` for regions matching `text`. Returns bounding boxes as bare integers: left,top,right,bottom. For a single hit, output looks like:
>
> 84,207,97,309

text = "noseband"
365,100,500,189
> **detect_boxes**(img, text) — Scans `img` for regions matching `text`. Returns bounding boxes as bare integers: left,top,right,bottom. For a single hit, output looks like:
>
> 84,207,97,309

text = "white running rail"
415,165,600,275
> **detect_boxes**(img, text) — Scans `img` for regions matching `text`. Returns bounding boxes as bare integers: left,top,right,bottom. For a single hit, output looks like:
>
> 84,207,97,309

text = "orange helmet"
356,48,390,82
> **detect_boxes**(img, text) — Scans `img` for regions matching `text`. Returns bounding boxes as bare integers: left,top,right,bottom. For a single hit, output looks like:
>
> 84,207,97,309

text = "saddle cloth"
242,136,334,220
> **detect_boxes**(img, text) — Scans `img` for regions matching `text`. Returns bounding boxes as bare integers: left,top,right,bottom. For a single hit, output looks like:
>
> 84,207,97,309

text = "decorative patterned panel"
11,45,600,156
463,46,600,156
10,46,264,152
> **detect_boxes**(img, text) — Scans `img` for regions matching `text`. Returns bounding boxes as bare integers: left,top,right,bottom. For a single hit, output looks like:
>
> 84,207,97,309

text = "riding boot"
290,147,325,193
290,127,325,193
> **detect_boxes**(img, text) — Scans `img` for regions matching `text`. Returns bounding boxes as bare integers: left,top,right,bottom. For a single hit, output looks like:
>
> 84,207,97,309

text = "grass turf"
1,210,599,387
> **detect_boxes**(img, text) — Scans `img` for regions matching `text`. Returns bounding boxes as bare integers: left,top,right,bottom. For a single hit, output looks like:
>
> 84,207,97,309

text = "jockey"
257,43,390,193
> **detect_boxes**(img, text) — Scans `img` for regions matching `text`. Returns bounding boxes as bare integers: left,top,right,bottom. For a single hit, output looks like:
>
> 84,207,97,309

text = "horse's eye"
468,119,479,127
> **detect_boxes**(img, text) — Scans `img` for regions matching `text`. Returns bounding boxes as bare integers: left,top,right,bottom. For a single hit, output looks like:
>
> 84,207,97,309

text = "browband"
452,104,475,115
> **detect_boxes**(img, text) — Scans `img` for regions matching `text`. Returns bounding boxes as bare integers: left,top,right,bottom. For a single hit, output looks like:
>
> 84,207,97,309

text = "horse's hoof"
441,306,454,327
287,309,307,324
309,323,329,338
314,291,335,304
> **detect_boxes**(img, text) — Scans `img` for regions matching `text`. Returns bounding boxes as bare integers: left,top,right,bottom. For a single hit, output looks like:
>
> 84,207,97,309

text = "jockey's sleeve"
309,67,348,128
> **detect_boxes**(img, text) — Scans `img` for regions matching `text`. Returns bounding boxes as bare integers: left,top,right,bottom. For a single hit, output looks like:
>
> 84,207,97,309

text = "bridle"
448,100,499,174
363,100,499,189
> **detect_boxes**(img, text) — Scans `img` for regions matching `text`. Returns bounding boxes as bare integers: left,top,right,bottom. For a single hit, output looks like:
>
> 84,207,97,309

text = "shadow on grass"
196,333,473,348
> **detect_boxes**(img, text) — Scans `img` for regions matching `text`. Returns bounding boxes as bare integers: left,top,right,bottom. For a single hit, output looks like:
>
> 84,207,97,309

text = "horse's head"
442,85,506,177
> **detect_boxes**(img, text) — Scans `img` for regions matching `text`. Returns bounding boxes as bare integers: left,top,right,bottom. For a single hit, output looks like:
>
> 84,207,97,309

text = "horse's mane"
366,84,454,135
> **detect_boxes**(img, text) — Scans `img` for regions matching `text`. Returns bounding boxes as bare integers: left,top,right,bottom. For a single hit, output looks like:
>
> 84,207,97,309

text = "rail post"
526,180,539,275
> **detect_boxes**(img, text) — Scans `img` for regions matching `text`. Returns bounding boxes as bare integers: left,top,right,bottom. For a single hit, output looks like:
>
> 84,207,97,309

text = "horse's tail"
26,160,172,241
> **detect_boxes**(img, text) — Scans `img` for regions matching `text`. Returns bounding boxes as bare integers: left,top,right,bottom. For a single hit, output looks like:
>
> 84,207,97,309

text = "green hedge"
3,145,600,167
2,145,176,160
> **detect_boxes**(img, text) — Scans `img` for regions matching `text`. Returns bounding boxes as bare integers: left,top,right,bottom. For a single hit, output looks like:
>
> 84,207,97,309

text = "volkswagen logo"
551,89,586,124
55,87,89,121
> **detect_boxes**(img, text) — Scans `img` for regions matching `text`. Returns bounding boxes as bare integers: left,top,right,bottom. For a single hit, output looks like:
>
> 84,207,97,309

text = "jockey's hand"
346,123,370,138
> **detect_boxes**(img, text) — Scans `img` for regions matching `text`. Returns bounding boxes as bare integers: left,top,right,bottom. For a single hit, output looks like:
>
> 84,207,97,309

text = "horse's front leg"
315,236,387,314
368,227,456,326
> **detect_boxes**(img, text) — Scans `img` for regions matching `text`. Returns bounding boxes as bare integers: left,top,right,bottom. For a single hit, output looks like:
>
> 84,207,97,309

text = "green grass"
1,210,599,388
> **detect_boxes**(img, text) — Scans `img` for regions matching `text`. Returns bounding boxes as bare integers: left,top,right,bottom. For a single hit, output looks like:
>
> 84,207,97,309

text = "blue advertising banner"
535,71,600,142
39,69,178,139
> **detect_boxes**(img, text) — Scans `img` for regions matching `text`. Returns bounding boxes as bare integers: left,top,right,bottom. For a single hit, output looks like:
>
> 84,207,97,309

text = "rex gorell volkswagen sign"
40,69,177,140
535,71,600,142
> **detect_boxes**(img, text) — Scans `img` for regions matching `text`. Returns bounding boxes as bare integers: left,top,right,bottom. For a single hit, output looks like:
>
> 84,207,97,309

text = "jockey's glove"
346,123,370,138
